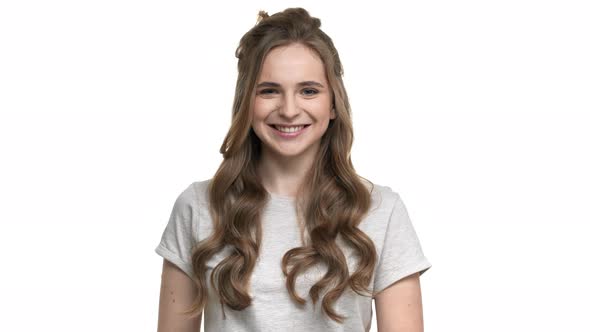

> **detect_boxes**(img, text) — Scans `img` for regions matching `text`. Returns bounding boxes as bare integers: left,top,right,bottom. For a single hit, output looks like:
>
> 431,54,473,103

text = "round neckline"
269,191,296,202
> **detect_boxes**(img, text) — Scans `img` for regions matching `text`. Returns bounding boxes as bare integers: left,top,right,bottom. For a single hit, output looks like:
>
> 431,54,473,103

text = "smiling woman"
155,6,432,332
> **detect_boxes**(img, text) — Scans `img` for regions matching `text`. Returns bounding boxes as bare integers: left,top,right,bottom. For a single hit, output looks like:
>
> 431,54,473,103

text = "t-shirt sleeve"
373,189,432,296
154,183,198,282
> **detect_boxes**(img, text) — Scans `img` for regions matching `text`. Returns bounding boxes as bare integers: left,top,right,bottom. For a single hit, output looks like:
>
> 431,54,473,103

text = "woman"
155,7,432,332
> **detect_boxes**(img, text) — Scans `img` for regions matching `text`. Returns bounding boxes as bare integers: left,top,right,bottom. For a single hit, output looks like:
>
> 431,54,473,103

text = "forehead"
258,43,327,83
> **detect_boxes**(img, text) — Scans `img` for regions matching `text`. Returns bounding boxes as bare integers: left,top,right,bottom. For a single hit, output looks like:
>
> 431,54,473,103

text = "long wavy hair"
182,7,377,324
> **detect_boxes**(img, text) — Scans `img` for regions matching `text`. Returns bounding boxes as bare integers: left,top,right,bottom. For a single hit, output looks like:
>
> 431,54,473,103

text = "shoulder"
359,178,400,213
189,178,212,203
169,179,214,240
172,178,212,213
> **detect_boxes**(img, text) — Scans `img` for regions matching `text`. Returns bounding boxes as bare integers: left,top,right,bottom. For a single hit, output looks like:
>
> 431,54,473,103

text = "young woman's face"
251,43,335,160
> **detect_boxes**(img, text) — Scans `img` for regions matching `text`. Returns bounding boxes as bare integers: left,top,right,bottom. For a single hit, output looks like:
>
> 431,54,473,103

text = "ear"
330,106,336,120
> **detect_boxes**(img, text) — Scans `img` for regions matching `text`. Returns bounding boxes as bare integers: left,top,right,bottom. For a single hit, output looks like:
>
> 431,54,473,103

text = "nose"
277,93,301,119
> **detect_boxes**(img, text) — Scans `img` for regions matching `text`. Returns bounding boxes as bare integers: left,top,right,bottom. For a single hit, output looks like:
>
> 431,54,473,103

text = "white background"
1,1,589,331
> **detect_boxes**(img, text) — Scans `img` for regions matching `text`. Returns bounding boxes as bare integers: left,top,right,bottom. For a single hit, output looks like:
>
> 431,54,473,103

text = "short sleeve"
373,189,432,295
154,182,198,282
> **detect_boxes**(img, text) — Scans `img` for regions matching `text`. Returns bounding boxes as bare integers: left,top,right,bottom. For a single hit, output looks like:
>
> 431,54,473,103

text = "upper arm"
374,272,425,332
372,189,432,331
157,259,202,332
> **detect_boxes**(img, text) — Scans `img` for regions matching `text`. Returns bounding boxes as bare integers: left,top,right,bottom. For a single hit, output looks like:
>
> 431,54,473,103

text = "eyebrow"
256,81,325,89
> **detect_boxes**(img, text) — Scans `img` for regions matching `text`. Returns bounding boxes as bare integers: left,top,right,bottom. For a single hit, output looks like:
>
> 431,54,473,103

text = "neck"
256,144,319,197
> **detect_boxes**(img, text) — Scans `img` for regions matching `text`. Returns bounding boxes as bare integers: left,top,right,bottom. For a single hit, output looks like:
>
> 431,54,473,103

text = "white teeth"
276,125,305,133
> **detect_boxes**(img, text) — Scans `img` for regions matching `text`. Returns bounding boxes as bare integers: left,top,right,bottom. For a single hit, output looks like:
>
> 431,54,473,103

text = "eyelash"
259,88,318,96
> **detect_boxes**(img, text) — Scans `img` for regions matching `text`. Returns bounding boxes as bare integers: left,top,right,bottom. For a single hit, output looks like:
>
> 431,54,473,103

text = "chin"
273,148,306,158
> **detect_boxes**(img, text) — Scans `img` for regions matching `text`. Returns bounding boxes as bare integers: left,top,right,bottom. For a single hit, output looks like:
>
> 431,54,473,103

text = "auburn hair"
181,7,377,324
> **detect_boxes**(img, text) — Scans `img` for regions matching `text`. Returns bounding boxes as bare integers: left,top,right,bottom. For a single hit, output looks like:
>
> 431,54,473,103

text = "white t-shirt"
155,178,432,331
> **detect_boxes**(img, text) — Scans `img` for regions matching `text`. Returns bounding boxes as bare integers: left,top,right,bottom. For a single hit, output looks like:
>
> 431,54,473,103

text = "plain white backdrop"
1,0,589,331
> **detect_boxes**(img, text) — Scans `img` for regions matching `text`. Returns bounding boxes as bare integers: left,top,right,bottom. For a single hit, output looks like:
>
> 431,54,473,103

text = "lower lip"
269,125,310,138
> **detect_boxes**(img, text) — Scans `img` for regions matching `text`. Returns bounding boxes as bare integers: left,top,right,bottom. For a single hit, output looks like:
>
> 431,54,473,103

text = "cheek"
252,106,276,125
303,97,331,114
253,98,277,112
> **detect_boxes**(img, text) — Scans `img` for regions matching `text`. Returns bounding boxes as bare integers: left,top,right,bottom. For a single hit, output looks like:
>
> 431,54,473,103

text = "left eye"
302,89,318,96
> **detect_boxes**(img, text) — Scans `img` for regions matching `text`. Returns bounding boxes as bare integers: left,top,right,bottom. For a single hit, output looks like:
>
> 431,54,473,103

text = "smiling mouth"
268,124,311,130
267,124,311,136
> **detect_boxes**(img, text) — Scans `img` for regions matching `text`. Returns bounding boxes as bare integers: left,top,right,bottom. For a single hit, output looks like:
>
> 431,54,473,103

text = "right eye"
259,89,278,94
